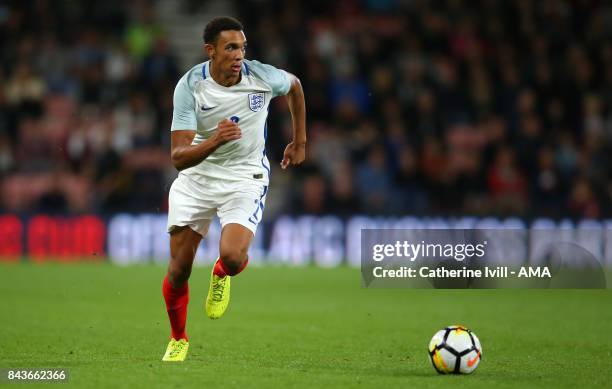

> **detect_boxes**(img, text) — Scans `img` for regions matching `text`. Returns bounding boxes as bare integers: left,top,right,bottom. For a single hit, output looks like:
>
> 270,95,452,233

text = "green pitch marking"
0,262,611,388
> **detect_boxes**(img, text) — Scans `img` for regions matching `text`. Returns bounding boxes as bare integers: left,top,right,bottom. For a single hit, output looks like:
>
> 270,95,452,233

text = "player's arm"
170,120,241,171
170,73,241,171
281,73,306,169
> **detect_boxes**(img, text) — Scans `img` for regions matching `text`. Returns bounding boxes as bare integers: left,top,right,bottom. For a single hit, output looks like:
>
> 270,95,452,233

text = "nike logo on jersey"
200,105,216,111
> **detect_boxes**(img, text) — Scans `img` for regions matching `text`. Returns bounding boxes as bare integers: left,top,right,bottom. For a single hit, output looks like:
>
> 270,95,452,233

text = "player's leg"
205,223,253,319
162,226,202,361
217,223,253,275
205,179,265,319
166,225,202,336
162,173,214,361
168,225,203,286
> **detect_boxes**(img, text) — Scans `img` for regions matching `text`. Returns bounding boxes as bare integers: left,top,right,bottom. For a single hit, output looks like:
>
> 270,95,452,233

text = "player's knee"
168,261,192,286
219,247,247,274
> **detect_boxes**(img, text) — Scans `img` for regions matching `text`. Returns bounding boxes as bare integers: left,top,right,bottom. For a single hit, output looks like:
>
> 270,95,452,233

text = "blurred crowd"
0,0,177,213
1,0,611,219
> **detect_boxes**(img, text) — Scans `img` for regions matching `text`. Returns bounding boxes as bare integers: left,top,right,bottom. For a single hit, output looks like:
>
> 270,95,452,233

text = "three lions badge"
248,93,265,112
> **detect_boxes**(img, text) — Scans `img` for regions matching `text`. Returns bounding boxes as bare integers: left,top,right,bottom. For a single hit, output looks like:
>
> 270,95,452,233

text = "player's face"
207,30,247,78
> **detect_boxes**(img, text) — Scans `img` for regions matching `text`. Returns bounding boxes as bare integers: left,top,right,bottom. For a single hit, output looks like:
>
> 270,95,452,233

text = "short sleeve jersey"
171,59,291,184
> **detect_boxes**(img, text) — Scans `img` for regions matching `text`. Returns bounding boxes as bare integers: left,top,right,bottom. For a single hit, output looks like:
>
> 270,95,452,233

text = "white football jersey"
171,59,291,185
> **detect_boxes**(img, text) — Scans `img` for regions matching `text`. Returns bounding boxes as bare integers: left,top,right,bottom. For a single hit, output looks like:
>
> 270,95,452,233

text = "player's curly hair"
203,16,243,44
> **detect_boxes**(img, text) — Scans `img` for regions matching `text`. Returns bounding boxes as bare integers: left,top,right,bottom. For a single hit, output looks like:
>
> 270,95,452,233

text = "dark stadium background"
0,0,610,261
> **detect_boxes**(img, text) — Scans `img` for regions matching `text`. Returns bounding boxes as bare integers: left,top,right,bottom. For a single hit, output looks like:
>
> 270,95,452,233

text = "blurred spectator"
328,161,360,216
356,144,393,214
393,146,427,214
299,171,328,215
4,61,45,120
532,147,562,217
0,134,13,174
567,179,600,219
124,5,162,60
487,147,528,215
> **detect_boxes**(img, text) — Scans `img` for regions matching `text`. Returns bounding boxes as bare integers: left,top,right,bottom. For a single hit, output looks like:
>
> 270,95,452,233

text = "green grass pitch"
1,262,611,388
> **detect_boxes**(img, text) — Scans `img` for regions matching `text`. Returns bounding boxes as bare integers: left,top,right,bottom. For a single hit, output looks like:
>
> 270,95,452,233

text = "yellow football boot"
162,338,189,362
205,268,231,319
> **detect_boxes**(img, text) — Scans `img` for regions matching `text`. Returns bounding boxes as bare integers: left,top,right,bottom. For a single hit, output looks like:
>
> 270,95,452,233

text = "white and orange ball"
428,325,482,374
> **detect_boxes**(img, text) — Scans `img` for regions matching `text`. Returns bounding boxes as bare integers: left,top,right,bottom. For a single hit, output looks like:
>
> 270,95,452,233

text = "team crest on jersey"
248,93,265,112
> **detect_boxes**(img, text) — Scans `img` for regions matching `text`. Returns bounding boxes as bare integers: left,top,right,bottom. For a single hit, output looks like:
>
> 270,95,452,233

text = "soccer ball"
428,325,482,374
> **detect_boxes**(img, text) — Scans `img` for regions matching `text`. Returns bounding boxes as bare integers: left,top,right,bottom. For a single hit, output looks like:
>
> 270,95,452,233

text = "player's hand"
281,141,306,169
211,119,241,146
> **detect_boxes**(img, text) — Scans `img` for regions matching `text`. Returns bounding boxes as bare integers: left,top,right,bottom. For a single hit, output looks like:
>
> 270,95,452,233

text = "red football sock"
213,256,249,277
162,274,189,340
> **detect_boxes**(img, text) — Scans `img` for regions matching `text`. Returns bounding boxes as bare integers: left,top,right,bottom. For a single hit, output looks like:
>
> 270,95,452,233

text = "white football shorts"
167,172,268,236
